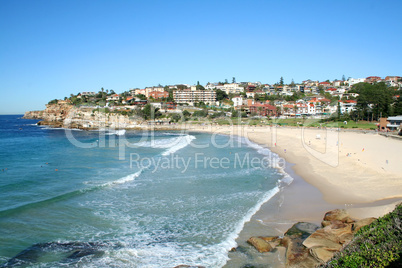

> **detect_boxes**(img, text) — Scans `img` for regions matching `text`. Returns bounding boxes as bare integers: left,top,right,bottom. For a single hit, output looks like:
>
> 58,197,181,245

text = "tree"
279,77,284,86
197,81,200,86
393,96,402,115
342,75,346,81
170,113,182,122
353,82,394,120
225,79,228,84
290,79,295,88
232,77,236,83
140,104,162,120
176,84,187,90
196,84,205,91
318,85,324,93
48,99,58,105
182,110,191,117
136,94,147,100
193,109,208,117
216,89,228,101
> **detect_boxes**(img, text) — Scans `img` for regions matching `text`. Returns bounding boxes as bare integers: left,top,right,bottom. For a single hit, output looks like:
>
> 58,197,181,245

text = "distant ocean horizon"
0,115,290,267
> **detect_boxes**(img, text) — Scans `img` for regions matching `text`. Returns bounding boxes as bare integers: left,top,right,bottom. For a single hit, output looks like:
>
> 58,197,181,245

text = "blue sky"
1,0,401,114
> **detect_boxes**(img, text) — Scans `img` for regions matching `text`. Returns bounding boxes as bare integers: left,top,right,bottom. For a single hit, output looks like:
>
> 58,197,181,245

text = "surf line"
130,153,192,174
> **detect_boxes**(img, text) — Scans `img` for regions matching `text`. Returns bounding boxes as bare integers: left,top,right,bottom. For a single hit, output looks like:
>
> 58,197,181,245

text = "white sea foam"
39,126,83,131
135,134,196,156
161,135,196,156
161,132,186,136
211,186,281,266
239,136,294,185
103,169,142,187
105,129,126,136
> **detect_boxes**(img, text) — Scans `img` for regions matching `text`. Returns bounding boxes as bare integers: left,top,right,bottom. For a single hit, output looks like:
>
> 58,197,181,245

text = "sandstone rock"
338,232,354,245
321,220,331,227
302,229,342,251
328,220,348,229
352,217,377,233
310,247,335,263
323,222,352,237
281,236,319,268
322,209,354,224
260,236,282,248
24,103,142,130
284,222,320,240
260,236,279,242
247,237,273,253
23,110,44,119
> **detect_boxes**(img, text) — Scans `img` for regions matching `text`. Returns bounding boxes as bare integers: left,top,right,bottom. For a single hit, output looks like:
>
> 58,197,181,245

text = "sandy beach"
189,124,402,207
184,124,402,266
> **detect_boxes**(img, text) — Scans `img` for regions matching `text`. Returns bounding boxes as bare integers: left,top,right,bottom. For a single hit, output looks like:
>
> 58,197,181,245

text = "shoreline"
22,118,402,266
26,120,402,215
186,124,402,266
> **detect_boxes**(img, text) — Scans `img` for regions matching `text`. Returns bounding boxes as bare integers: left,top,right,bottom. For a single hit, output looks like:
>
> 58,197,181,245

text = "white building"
348,78,366,86
232,96,243,107
205,83,244,94
173,89,216,105
339,100,357,114
106,94,120,102
80,92,96,96
246,92,256,98
386,116,402,131
132,87,165,98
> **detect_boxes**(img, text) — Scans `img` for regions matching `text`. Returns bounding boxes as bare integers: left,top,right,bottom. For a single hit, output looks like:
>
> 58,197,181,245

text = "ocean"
0,115,288,267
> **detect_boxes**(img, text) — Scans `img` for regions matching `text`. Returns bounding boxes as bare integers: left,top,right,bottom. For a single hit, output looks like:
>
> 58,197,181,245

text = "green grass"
323,204,402,268
268,119,378,130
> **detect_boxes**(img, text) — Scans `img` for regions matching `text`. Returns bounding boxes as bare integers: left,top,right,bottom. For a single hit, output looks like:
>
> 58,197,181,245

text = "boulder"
321,220,331,227
260,236,279,242
322,209,354,225
281,236,319,268
352,217,377,233
260,236,282,248
302,229,342,251
328,220,348,229
284,222,320,240
247,237,273,253
324,222,352,236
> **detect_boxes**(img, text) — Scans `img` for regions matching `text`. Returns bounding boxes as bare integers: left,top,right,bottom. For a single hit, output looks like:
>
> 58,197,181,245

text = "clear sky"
1,0,401,114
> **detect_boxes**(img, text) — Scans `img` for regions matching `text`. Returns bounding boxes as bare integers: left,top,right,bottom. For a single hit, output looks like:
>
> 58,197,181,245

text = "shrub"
193,109,208,117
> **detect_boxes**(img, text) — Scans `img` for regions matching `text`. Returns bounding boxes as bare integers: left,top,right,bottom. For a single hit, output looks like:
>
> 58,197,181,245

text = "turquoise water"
0,115,286,267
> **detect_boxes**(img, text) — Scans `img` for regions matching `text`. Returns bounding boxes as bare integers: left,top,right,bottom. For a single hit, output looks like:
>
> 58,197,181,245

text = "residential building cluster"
74,75,401,118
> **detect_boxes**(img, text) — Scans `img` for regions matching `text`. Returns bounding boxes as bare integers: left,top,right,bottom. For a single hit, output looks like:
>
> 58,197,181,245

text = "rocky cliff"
23,103,142,129
22,110,44,120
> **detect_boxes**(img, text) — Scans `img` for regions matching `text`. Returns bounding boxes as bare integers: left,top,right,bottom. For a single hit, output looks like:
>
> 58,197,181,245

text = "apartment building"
173,89,216,105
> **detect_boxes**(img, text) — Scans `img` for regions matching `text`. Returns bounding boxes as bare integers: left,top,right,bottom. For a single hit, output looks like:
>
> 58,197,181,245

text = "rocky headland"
23,102,143,129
